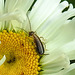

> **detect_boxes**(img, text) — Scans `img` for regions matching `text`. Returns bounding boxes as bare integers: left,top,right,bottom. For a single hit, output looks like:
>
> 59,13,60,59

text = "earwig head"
29,31,34,36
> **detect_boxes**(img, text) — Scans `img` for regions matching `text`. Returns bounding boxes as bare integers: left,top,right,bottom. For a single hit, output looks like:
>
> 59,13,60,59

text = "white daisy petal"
40,50,70,74
5,0,34,13
0,0,34,25
36,8,75,41
52,1,69,14
0,0,34,30
0,55,6,66
5,16,30,32
42,63,75,75
0,11,26,23
29,0,61,31
5,20,22,32
5,0,18,12
68,4,73,10
60,40,75,60
44,17,75,52
0,0,4,30
63,63,75,75
0,0,4,14
58,63,75,75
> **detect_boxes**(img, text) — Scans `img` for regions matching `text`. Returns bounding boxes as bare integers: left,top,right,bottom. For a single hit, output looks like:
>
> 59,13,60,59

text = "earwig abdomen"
29,31,44,55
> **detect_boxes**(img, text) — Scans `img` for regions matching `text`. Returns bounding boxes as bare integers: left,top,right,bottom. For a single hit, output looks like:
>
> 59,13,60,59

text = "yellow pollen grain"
0,30,41,75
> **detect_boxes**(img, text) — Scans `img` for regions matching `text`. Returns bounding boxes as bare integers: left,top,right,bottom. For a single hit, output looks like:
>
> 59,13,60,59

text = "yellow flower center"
0,30,41,75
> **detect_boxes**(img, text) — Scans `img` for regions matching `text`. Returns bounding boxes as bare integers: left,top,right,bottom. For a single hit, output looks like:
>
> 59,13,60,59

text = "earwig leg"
42,42,46,50
40,37,44,40
34,31,37,34
40,54,49,56
43,54,49,55
40,37,47,43
39,37,47,51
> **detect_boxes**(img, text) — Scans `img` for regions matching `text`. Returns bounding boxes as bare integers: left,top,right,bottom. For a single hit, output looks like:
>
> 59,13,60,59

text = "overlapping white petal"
0,11,26,22
45,18,75,54
40,50,70,74
0,55,6,66
0,0,34,31
29,0,61,31
0,0,4,31
29,1,75,45
56,63,75,75
60,40,75,60
42,63,75,75
36,8,75,40
5,0,34,13
0,0,4,14
63,63,75,75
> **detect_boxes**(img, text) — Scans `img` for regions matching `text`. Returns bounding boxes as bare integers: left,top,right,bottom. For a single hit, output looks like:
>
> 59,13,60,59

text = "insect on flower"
27,15,45,55
17,14,45,55
29,31,45,55
27,14,46,55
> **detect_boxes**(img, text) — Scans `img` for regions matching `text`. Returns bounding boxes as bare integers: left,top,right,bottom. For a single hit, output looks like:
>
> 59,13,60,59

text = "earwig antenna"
26,12,32,31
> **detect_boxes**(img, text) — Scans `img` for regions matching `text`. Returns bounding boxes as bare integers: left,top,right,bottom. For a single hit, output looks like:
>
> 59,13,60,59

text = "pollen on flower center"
0,30,41,75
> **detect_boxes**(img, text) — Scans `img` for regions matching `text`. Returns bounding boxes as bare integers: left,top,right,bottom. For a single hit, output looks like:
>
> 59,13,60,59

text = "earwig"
29,31,44,55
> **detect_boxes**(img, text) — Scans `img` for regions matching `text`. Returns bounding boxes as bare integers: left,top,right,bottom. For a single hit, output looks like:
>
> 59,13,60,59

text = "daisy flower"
0,0,75,75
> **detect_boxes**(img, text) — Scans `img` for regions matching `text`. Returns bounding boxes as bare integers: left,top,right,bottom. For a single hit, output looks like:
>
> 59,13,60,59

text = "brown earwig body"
29,31,44,55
